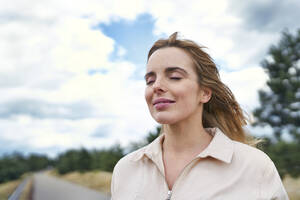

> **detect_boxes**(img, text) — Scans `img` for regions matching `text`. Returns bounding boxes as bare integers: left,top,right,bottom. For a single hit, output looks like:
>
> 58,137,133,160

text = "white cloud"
220,67,268,113
0,0,153,155
51,17,115,74
146,0,240,65
245,124,273,137
145,0,285,70
0,0,297,155
0,117,110,150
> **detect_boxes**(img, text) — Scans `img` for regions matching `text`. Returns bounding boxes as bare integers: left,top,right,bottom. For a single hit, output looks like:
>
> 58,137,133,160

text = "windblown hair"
148,32,256,145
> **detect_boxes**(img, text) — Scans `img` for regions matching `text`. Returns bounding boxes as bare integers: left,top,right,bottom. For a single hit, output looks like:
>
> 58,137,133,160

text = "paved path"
33,172,110,200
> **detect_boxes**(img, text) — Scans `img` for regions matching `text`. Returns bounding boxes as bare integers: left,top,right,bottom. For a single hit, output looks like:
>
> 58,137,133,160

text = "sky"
0,0,299,157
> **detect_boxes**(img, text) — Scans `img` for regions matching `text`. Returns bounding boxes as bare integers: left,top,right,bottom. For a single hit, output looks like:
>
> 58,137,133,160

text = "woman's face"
145,47,209,125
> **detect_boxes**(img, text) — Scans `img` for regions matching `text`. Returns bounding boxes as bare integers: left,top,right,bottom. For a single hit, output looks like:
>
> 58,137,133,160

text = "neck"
162,111,212,156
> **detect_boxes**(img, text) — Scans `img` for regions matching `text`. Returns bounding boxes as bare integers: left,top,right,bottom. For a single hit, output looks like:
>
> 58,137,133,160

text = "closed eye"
170,77,181,80
146,80,154,85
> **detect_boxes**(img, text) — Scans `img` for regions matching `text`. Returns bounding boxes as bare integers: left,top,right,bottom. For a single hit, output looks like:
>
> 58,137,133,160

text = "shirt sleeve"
260,159,289,200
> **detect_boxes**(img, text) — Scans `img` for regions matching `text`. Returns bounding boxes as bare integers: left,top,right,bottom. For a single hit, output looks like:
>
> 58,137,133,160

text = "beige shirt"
111,128,289,200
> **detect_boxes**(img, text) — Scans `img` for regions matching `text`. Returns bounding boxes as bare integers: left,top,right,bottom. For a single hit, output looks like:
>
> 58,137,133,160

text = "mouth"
153,98,176,106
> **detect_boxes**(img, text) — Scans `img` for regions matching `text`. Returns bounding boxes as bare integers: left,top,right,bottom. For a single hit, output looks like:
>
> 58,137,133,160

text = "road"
33,172,110,200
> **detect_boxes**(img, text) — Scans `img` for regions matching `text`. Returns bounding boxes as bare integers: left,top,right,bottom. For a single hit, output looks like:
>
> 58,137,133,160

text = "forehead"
146,47,194,72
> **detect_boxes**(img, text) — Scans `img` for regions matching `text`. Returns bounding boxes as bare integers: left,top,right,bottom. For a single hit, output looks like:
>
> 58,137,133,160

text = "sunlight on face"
145,47,204,125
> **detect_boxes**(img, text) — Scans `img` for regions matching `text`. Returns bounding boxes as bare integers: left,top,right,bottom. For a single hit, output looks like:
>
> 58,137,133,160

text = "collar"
130,127,234,164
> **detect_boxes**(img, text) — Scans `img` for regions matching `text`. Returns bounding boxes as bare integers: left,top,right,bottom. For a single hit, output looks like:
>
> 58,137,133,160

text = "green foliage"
254,29,300,178
56,148,92,174
146,126,161,144
128,126,161,152
258,138,300,178
0,152,52,184
27,154,51,171
0,127,161,182
254,29,300,141
0,153,27,183
56,145,124,174
77,148,92,172
90,144,124,172
55,127,161,175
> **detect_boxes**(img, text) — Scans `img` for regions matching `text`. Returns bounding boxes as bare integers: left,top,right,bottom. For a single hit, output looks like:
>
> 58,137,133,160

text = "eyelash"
146,77,181,85
146,80,154,85
170,77,181,80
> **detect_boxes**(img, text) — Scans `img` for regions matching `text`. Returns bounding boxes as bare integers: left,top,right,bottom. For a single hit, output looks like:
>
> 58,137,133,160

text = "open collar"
197,128,234,163
131,128,234,164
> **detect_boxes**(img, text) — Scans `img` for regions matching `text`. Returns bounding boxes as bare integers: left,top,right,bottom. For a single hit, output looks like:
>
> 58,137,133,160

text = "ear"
199,87,212,103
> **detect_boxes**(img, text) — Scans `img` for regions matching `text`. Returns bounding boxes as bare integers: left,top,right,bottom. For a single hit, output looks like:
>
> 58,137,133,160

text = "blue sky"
99,13,158,65
0,0,299,157
96,13,162,80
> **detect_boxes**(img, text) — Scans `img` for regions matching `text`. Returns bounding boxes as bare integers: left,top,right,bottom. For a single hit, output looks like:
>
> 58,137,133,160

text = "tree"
27,154,51,171
258,137,300,178
90,144,124,172
145,126,161,144
254,29,300,142
128,126,161,152
254,29,300,178
55,145,124,174
56,149,80,174
0,153,28,183
0,152,53,183
77,148,92,172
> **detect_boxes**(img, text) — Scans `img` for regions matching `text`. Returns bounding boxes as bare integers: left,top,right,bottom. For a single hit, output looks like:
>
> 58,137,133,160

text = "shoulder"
232,140,272,165
230,140,276,179
113,135,163,173
113,146,146,175
231,142,289,199
111,146,148,197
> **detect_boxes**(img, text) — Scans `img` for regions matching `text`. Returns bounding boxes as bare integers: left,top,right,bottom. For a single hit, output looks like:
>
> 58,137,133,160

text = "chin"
152,113,178,125
155,119,174,125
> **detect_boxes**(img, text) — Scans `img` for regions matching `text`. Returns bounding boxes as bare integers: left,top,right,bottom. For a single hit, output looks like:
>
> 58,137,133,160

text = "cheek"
144,88,152,106
178,86,200,105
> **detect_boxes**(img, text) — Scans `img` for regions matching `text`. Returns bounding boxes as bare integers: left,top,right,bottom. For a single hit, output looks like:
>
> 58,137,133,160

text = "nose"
152,77,166,93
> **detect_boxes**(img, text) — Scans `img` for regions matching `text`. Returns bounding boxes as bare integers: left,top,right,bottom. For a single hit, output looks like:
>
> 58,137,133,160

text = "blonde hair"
148,32,257,145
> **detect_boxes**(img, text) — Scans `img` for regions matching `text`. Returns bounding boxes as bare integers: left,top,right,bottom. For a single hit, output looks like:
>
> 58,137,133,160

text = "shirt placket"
166,157,202,200
150,154,203,200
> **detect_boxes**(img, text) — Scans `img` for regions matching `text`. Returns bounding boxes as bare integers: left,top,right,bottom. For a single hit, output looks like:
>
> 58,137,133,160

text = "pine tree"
254,29,300,142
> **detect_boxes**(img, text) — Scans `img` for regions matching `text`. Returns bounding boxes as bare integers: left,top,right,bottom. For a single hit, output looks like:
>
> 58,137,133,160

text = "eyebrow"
144,66,188,80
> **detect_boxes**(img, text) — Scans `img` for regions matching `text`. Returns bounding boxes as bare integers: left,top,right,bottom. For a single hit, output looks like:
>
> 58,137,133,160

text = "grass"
49,170,112,195
0,174,33,200
19,178,33,200
0,179,21,200
283,175,300,200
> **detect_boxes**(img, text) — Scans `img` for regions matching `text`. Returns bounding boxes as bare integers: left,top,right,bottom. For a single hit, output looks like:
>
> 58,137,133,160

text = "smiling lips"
153,98,175,110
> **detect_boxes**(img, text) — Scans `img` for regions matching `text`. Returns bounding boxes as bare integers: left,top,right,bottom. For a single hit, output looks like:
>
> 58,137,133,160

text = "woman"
111,32,289,199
